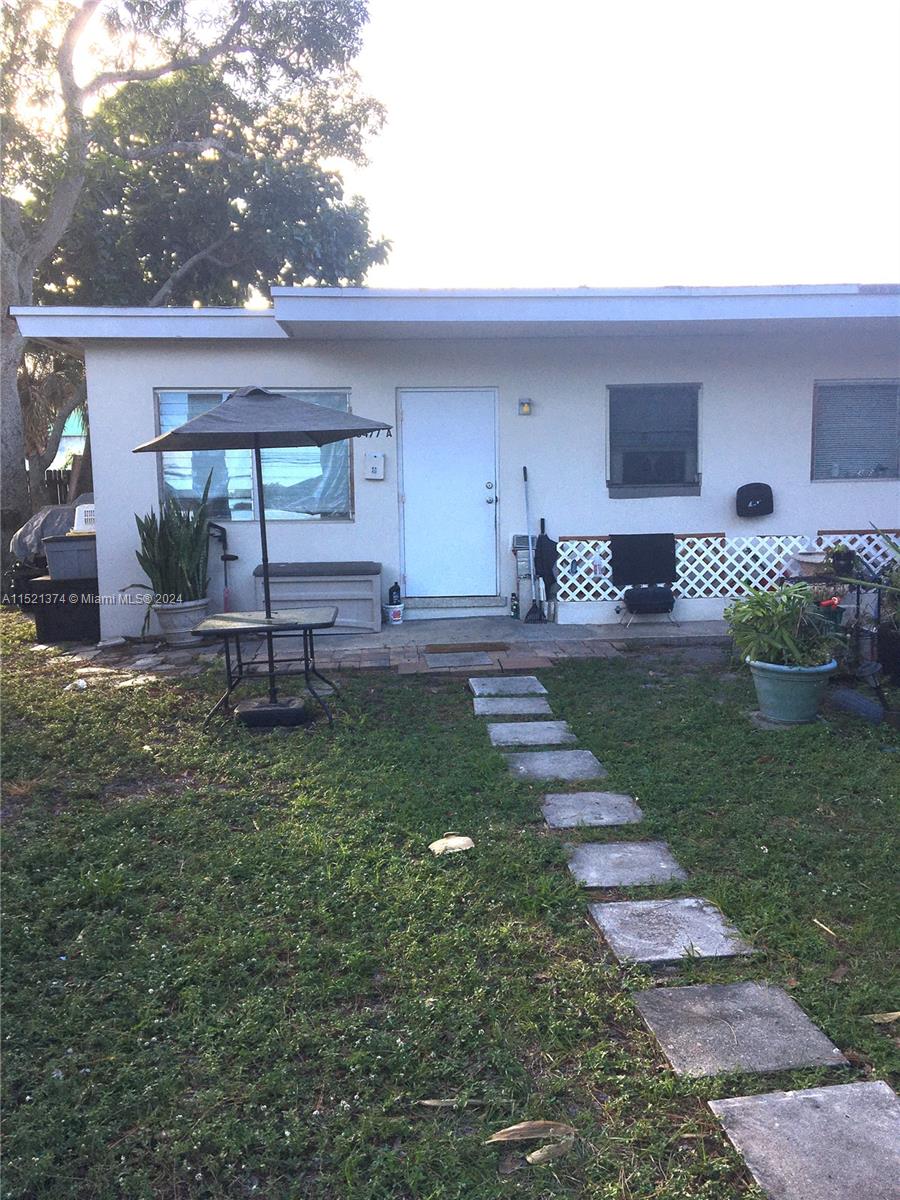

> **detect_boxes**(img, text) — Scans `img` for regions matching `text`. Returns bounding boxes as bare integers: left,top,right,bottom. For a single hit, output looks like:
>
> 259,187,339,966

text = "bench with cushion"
253,561,382,634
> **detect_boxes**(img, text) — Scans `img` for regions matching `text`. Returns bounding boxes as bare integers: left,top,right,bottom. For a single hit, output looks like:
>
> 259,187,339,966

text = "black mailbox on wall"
736,482,774,518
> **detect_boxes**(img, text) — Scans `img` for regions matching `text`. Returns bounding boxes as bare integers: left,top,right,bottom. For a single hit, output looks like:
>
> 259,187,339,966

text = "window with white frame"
812,381,900,480
155,389,353,520
607,384,700,496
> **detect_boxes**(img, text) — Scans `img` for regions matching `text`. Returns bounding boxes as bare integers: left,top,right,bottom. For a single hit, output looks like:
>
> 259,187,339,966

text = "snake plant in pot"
131,476,212,646
725,582,841,723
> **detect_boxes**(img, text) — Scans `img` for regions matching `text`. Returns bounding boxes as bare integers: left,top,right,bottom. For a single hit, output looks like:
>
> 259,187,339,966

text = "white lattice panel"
557,534,808,602
815,531,899,575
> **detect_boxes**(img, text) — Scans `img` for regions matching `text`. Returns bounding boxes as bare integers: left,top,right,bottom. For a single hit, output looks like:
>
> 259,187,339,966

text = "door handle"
485,496,496,504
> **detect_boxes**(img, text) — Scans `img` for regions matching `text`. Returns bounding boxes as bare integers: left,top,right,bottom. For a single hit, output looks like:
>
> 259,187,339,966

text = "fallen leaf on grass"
418,1098,483,1108
812,917,839,939
428,835,474,856
485,1120,576,1144
828,963,850,984
863,1011,900,1024
526,1136,575,1165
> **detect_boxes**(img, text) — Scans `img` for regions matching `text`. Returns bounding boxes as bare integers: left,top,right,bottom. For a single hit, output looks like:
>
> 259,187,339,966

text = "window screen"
608,385,699,486
156,389,353,520
812,382,900,480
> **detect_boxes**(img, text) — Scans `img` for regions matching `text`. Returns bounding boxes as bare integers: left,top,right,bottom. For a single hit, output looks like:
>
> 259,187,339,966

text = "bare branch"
82,2,253,97
107,136,246,162
147,234,232,306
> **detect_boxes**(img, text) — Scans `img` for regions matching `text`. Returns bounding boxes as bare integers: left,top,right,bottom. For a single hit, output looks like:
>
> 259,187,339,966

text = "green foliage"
35,69,388,306
725,582,841,667
2,616,897,1199
133,474,211,601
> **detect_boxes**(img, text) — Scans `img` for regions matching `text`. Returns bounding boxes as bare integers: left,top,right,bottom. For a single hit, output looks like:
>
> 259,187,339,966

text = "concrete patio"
249,615,730,674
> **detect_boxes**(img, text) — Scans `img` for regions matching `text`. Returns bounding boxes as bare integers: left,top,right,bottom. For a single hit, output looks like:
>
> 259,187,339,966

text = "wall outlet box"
364,451,385,480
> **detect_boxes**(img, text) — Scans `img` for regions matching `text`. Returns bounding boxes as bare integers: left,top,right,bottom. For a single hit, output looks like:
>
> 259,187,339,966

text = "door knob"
485,497,496,504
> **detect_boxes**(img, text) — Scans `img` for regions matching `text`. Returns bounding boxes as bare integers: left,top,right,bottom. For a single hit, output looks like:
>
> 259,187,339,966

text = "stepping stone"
487,720,576,747
425,651,494,668
568,841,686,887
634,982,847,1077
505,749,606,781
468,675,547,696
543,792,643,827
473,696,553,716
589,897,753,964
710,1081,900,1200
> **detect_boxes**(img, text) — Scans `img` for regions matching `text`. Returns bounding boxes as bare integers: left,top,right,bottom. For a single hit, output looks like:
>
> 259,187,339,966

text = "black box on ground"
20,576,101,643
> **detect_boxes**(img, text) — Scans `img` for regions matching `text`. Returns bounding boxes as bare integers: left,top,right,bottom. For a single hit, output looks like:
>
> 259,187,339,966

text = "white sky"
341,0,900,288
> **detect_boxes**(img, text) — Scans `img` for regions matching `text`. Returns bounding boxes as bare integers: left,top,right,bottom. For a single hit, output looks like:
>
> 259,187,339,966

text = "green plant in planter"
128,476,212,634
135,476,212,600
725,582,840,666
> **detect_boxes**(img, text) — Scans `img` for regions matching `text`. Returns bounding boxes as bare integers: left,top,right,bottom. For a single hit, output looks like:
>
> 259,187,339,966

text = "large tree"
1,0,386,528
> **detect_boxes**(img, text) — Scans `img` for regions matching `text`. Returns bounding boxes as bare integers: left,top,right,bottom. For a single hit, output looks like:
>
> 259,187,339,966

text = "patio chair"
609,533,678,626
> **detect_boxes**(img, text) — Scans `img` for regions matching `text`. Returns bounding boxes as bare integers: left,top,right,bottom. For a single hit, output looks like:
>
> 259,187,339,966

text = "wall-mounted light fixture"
518,398,533,416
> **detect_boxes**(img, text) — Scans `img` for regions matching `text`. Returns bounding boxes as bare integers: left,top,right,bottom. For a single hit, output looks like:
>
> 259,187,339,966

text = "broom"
522,467,545,622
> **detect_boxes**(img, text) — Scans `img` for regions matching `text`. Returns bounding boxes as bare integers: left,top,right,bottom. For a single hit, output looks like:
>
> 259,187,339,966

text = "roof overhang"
10,284,900,348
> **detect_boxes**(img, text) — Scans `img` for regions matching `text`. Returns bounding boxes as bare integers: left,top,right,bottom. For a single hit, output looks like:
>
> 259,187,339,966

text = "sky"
341,0,900,288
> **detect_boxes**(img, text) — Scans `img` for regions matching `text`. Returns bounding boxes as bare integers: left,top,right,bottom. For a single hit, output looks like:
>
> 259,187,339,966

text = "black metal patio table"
192,606,339,726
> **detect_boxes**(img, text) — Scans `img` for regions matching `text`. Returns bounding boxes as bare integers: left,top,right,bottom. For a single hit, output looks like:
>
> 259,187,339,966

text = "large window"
155,389,353,520
607,384,700,497
812,381,900,480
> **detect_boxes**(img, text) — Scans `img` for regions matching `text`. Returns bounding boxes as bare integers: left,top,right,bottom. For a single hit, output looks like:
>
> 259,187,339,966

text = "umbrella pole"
254,442,278,705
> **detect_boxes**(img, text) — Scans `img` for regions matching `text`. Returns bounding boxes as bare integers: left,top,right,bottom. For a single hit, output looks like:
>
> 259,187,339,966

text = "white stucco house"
12,285,900,640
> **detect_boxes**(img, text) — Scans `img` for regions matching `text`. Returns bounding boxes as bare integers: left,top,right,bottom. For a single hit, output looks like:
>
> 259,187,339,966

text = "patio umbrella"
133,386,391,706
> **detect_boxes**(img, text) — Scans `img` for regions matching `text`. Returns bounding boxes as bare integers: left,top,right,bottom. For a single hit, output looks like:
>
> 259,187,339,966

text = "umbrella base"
234,697,311,728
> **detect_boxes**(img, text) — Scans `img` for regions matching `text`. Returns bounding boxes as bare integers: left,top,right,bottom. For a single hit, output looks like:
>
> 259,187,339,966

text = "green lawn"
2,611,898,1199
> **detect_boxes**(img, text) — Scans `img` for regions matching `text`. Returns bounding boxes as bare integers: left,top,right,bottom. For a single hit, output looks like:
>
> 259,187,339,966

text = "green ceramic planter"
748,658,838,724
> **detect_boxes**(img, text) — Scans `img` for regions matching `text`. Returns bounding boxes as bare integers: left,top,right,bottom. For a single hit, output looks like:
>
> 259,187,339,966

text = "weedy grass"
2,613,897,1199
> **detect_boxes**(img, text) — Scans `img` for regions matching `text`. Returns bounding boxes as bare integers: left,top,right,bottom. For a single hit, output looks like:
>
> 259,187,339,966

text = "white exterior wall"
85,327,900,639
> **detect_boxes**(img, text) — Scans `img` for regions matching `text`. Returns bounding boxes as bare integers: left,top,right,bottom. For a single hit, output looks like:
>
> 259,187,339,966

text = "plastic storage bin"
42,533,98,580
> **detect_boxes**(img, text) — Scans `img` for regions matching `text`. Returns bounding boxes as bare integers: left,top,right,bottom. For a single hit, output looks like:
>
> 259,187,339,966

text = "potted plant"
827,542,855,576
130,477,212,646
725,582,840,723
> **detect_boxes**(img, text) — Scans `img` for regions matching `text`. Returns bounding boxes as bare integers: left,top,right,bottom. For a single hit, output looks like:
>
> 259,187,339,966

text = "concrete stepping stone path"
543,792,643,827
505,749,607,781
473,696,553,716
589,897,753,965
487,720,576,747
710,1081,900,1200
468,675,547,696
568,841,686,887
634,982,848,1077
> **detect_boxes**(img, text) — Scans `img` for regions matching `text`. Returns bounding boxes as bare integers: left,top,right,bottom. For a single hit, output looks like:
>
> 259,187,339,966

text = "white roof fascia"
270,285,900,331
10,307,286,341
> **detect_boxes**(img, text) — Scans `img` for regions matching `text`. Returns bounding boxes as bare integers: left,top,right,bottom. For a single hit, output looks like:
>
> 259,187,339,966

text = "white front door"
399,389,498,597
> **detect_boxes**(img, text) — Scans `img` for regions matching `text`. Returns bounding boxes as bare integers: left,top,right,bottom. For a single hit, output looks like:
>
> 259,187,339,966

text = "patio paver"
487,720,576,747
635,982,848,1077
709,1081,900,1200
542,792,643,827
588,897,753,964
505,749,606,781
469,675,547,696
425,651,495,668
473,696,553,716
568,841,686,887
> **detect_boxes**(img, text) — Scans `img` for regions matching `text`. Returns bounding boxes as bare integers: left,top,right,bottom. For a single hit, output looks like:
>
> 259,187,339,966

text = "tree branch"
20,0,103,278
147,234,232,306
82,1,253,97
29,380,86,477
107,136,246,162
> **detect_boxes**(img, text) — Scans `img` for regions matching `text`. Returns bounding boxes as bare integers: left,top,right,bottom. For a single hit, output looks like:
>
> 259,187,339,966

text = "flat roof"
11,283,900,346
